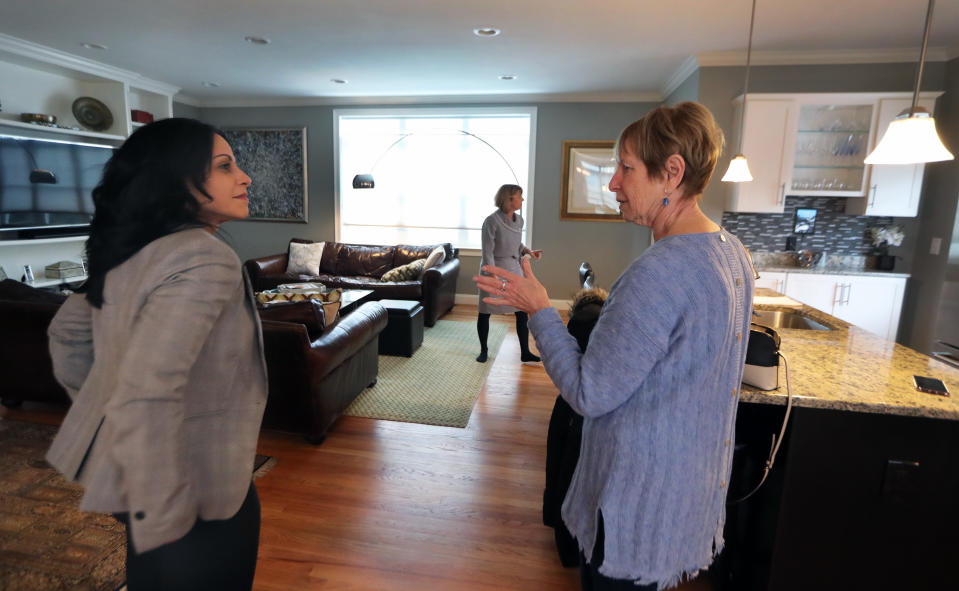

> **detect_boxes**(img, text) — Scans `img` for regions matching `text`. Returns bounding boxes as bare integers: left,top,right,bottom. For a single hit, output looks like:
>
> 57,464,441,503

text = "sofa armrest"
244,253,288,285
420,257,460,326
423,257,459,286
306,302,388,381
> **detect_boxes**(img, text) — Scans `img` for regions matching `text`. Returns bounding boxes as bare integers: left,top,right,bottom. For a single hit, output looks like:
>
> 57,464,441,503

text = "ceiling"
2,0,958,107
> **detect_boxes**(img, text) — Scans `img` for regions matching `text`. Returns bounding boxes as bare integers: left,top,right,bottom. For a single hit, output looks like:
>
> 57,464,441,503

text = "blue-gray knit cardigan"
528,230,754,588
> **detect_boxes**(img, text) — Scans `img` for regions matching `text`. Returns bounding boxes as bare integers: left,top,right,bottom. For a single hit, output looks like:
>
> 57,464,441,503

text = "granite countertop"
743,291,959,420
752,251,910,278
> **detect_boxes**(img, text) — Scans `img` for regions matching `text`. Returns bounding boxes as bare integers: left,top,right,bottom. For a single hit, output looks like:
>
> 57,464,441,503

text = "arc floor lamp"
352,129,519,189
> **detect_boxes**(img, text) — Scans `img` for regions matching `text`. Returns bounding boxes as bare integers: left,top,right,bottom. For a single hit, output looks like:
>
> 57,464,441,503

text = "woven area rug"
344,318,508,428
0,419,275,591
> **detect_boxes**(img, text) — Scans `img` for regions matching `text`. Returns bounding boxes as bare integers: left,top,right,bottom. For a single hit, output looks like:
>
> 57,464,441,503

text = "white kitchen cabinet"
725,98,795,213
845,96,937,217
726,92,943,215
755,271,787,293
783,273,842,315
835,275,905,341
782,272,906,341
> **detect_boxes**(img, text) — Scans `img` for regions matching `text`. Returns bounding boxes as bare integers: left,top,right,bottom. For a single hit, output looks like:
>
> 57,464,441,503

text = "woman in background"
475,102,754,590
476,183,543,363
46,118,267,591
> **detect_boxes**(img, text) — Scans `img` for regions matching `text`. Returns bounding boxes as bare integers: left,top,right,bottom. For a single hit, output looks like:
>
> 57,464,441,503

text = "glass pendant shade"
721,154,754,182
864,111,954,164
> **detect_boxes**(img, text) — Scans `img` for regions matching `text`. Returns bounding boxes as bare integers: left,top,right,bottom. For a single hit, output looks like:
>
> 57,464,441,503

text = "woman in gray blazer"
476,184,543,362
46,118,268,590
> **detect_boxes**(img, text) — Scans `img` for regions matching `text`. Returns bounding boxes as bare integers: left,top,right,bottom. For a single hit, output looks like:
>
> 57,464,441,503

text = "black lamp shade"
352,174,374,189
30,169,57,184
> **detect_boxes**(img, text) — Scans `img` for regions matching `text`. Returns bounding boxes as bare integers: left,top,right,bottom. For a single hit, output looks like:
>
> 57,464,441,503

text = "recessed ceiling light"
330,78,348,84
80,42,108,51
201,81,221,88
473,26,501,37
499,75,517,81
244,35,271,45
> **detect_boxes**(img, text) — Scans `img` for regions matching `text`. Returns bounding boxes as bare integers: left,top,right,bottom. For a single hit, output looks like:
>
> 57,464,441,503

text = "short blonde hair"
615,102,724,198
494,184,522,210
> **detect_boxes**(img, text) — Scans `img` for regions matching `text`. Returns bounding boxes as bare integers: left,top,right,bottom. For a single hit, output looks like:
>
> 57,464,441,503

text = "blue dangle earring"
662,197,669,207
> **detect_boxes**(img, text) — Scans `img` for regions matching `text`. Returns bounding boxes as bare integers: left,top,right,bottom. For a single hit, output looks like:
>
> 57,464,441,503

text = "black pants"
579,512,657,591
117,481,260,591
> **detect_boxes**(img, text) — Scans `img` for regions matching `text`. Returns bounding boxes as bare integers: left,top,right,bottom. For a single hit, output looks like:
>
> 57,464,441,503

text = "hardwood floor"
2,304,713,590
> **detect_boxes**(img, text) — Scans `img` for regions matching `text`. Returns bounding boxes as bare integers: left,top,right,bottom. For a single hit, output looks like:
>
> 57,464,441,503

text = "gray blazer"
46,228,268,554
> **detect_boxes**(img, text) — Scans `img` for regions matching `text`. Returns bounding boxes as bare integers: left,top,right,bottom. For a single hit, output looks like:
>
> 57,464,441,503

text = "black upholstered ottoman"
377,299,424,357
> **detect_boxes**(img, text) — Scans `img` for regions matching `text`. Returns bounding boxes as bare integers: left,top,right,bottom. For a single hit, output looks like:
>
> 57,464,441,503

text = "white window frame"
332,106,537,254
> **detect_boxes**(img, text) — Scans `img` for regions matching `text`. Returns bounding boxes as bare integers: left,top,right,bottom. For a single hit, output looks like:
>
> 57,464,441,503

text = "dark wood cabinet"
722,405,959,590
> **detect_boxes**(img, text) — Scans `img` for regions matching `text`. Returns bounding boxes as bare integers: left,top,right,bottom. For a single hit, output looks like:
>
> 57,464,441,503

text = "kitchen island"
722,291,959,591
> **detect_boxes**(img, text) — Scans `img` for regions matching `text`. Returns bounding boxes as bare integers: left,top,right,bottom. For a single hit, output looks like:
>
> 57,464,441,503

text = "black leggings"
118,482,260,591
477,311,532,354
579,512,657,591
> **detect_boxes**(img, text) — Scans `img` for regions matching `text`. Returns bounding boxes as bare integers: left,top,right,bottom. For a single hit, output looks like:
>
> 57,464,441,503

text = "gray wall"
194,101,657,299
173,102,200,119
899,57,959,353
665,69,699,105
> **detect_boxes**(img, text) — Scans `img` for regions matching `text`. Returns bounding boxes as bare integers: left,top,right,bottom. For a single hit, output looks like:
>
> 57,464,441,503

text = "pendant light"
721,0,757,183
865,0,954,165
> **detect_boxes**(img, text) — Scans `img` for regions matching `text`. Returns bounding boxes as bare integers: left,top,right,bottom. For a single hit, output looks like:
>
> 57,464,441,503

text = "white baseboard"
454,292,572,310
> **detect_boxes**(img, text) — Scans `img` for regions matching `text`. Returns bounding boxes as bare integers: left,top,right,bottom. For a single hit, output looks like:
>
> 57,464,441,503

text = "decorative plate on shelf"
72,96,114,131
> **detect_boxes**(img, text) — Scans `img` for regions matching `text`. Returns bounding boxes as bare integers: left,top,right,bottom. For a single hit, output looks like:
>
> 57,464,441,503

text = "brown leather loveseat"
244,240,459,327
259,300,388,444
0,279,71,408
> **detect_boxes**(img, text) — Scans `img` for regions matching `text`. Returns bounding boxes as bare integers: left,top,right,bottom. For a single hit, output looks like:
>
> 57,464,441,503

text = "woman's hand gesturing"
473,255,551,315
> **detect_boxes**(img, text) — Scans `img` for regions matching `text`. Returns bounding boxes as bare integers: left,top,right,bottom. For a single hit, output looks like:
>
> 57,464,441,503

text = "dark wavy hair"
83,118,222,308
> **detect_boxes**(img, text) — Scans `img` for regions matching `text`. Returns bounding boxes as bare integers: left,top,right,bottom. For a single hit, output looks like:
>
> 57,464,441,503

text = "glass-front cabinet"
724,92,944,216
790,102,874,197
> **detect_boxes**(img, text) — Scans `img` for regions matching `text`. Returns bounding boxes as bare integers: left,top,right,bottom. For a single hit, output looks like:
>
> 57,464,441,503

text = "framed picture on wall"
560,140,622,222
220,127,308,222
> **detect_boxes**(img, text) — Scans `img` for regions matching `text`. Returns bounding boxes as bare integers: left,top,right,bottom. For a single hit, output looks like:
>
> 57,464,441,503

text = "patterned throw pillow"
380,258,427,282
286,241,325,275
423,245,446,270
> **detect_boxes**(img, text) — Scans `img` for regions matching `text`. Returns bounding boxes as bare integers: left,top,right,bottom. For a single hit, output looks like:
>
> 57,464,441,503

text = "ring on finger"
500,278,508,292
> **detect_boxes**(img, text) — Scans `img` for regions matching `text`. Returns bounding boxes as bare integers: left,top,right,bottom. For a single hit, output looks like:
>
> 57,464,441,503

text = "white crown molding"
0,33,179,95
696,46,952,67
173,93,202,108
662,56,700,99
185,90,663,109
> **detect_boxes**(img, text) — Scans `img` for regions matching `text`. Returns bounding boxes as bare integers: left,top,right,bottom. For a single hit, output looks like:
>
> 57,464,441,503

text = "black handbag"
742,323,780,390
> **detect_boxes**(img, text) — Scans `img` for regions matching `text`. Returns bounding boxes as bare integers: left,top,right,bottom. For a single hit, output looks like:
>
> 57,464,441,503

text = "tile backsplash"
721,196,895,254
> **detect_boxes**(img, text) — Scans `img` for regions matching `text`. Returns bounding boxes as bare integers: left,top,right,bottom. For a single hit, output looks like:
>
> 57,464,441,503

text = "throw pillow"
423,245,446,270
380,258,427,282
286,241,325,275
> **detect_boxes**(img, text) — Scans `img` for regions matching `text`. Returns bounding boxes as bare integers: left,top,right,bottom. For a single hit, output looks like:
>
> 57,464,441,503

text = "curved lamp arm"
352,129,519,189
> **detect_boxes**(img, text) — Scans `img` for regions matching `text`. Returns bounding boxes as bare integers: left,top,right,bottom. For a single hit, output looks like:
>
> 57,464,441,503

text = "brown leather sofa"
259,301,388,444
0,279,71,407
244,240,459,327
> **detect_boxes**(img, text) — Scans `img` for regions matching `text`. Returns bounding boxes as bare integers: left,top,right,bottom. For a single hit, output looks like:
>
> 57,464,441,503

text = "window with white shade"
334,108,536,250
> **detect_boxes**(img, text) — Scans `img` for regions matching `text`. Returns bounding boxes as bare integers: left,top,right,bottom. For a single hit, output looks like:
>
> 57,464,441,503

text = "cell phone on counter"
913,375,949,397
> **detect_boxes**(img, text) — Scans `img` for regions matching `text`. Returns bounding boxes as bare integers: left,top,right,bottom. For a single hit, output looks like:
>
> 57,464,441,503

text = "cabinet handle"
779,183,786,205
833,283,842,306
869,184,878,207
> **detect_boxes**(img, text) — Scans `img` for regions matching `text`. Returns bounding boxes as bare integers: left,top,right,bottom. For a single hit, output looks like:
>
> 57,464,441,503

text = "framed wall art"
560,140,622,222
220,127,308,222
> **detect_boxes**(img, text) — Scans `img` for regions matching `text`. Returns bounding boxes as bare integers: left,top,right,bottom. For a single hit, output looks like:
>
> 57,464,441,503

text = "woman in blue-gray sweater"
475,102,754,590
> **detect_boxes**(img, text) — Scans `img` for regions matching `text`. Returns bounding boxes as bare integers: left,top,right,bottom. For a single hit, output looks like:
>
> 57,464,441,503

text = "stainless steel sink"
752,309,832,331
